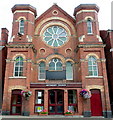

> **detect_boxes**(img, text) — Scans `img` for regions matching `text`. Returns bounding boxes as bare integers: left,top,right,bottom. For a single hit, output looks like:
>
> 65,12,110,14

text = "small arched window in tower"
88,56,98,76
19,19,24,34
38,62,46,80
14,56,24,77
87,18,93,34
49,58,62,71
66,61,73,80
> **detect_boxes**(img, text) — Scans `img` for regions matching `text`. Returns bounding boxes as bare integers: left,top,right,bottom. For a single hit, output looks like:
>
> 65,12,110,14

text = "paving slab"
1,115,113,120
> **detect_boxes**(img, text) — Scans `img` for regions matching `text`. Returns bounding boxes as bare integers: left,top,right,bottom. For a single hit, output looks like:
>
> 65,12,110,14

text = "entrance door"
11,90,22,115
90,89,102,116
48,90,64,115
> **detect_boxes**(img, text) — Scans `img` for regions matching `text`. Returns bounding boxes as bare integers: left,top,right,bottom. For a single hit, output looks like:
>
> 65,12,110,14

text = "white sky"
0,0,112,39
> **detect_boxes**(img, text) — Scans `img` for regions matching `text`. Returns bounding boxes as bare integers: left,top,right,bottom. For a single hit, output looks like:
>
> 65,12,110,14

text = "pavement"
0,115,113,120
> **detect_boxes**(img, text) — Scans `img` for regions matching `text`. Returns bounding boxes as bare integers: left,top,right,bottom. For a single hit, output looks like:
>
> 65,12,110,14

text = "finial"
53,3,57,5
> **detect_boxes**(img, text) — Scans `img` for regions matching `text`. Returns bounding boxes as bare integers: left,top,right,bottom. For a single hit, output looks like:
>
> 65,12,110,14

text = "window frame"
88,56,98,77
13,56,24,77
35,90,44,113
87,18,93,34
66,61,73,80
38,62,46,80
68,90,78,113
49,58,63,71
19,19,24,34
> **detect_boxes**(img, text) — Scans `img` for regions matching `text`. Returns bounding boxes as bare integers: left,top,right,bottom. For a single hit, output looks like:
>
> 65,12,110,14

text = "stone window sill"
9,76,27,79
85,76,103,79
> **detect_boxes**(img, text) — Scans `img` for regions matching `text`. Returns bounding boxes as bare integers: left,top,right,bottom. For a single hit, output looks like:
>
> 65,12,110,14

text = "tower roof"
12,4,37,17
74,4,99,16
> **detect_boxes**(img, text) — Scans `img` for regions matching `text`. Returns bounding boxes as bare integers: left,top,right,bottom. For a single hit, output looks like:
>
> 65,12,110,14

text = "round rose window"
43,26,67,47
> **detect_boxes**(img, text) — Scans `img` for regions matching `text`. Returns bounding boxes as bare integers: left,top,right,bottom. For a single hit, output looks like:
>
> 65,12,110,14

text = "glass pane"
68,106,77,112
19,62,23,66
88,66,92,70
66,62,73,80
17,95,21,104
57,106,63,113
12,106,21,114
48,27,53,34
20,20,24,26
40,69,45,73
53,26,57,33
39,73,45,79
89,71,93,76
94,71,98,76
20,28,24,33
15,67,18,72
15,72,18,76
15,62,19,65
12,106,16,114
16,106,21,114
48,39,54,46
56,62,62,70
35,106,44,112
35,91,44,104
57,27,63,34
53,40,58,47
49,62,55,70
57,40,63,46
19,67,23,72
68,90,77,104
12,95,16,104
44,37,52,41
57,91,63,104
19,72,23,76
49,106,55,113
45,32,51,36
49,91,55,104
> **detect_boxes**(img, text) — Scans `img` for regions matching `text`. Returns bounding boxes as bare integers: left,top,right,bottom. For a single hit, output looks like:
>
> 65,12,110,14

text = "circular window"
43,26,67,47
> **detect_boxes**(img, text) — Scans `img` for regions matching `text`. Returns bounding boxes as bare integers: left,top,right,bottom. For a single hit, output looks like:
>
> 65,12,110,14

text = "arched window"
87,18,93,34
66,61,73,80
14,56,24,77
88,56,98,76
19,19,24,34
38,62,46,80
49,58,62,71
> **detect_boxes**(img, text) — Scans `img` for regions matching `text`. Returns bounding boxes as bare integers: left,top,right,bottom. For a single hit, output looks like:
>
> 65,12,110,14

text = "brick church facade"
2,4,112,117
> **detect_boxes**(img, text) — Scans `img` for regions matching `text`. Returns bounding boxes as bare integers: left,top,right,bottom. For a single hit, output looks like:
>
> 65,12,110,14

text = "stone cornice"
78,44,106,48
6,44,37,53
75,44,106,53
6,44,34,48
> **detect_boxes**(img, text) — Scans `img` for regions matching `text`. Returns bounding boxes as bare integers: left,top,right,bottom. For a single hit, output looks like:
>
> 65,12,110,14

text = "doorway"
11,90,22,115
48,89,64,115
90,89,102,116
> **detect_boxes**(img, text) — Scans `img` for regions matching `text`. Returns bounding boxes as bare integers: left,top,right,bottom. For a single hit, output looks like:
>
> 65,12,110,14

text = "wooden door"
11,90,22,115
48,90,64,115
90,89,102,116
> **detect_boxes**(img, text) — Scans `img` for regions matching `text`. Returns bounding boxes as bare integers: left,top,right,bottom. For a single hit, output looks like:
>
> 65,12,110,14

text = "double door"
48,90,64,115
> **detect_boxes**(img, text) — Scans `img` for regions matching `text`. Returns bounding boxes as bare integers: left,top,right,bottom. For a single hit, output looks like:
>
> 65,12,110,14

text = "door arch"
10,89,22,115
90,89,102,116
48,89,64,115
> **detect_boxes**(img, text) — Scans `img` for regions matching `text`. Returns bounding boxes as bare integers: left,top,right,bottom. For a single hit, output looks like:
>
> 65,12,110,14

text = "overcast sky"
0,0,112,39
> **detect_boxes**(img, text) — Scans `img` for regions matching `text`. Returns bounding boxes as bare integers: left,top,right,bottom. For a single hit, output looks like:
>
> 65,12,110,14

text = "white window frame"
49,58,63,71
88,56,98,77
19,19,24,34
87,19,93,34
14,56,24,77
66,61,73,80
38,62,46,80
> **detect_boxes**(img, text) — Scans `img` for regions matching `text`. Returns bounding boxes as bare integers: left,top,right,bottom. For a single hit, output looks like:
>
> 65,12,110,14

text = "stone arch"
85,53,99,60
